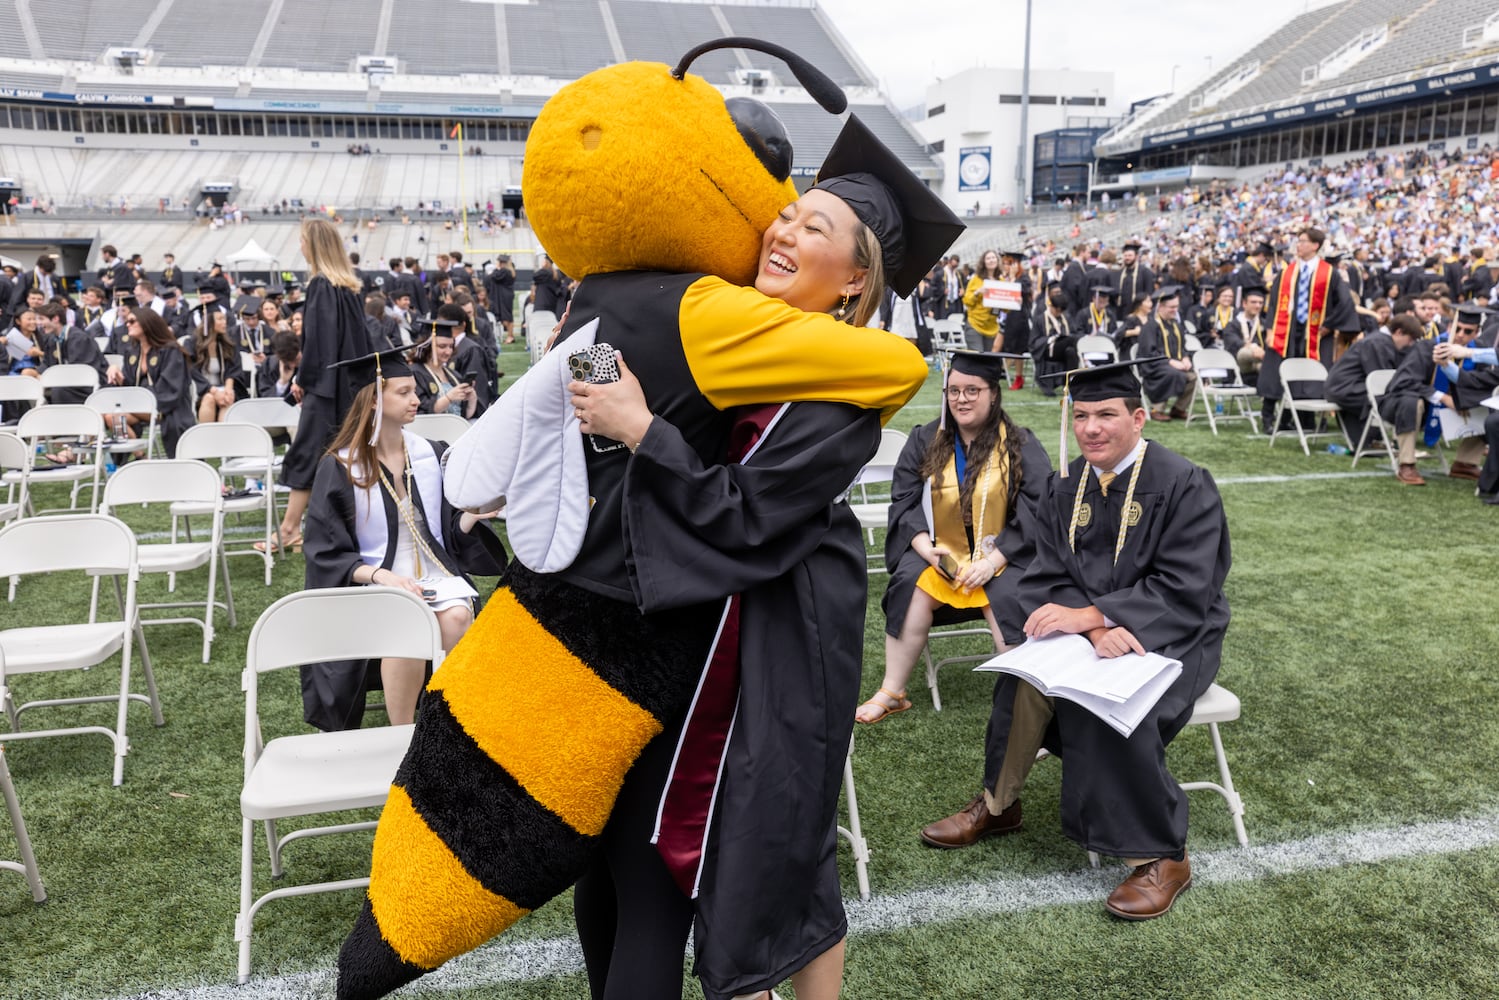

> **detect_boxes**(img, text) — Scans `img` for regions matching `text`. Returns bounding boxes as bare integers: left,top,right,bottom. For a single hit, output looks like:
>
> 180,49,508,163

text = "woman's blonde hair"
301,217,361,292
325,381,382,489
847,223,887,328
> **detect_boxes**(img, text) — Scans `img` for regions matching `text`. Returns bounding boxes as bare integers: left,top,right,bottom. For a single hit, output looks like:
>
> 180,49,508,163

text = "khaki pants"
1397,430,1487,466
1237,345,1263,377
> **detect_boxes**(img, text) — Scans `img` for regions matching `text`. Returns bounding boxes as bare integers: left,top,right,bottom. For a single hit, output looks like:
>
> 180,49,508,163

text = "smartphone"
569,342,626,453
936,553,962,581
567,342,620,384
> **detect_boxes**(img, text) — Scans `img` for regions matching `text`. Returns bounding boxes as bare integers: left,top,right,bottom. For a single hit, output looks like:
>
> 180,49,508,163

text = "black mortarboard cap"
811,115,965,299
1152,285,1182,302
1090,283,1116,298
161,287,179,299
999,249,1027,260
115,294,139,309
1252,241,1275,258
1122,240,1143,252
410,315,462,341
1325,250,1346,263
1240,283,1268,299
236,295,264,315
329,345,416,391
949,350,1024,382
1063,357,1156,403
1455,304,1490,325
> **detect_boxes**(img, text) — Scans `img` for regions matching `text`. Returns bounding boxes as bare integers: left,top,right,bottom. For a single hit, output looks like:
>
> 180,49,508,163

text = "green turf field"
3,341,1498,999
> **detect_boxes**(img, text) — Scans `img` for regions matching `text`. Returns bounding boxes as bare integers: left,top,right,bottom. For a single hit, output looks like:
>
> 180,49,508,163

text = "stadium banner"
958,147,991,192
1138,60,1499,149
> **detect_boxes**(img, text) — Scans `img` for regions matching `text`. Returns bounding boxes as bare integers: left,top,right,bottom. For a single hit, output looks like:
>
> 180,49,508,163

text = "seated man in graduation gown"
1323,315,1416,450
920,358,1231,922
1378,308,1489,486
1135,286,1197,421
1028,288,1078,396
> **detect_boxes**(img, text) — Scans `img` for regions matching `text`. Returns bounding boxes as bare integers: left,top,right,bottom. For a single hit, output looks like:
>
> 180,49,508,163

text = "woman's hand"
569,354,652,447
106,366,124,386
372,567,426,597
955,558,995,593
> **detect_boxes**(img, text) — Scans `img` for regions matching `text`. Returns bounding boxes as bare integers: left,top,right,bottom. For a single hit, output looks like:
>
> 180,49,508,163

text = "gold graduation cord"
1067,441,1147,565
1161,318,1182,358
374,437,449,581
1091,305,1106,330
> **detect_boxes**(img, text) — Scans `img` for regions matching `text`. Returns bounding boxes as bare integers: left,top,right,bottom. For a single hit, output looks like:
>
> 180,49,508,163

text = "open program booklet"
976,633,1181,738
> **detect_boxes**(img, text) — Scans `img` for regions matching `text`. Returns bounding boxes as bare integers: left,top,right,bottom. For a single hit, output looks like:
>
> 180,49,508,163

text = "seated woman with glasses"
857,350,1052,723
106,306,196,457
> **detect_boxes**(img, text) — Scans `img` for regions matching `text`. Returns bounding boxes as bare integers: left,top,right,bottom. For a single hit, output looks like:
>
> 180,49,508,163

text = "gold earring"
838,291,850,317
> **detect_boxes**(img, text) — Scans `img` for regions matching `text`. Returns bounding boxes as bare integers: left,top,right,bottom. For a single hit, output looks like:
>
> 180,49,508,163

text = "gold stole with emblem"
915,429,1010,608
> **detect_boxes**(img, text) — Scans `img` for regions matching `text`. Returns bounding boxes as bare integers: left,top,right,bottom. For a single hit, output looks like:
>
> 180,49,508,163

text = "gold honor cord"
375,437,451,581
1067,440,1148,565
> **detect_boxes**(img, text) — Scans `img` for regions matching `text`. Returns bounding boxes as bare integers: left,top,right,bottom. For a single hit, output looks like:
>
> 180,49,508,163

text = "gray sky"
817,0,1341,110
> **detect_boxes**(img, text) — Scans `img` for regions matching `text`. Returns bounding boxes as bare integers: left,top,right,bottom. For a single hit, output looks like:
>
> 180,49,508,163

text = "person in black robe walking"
261,217,373,553
921,358,1231,922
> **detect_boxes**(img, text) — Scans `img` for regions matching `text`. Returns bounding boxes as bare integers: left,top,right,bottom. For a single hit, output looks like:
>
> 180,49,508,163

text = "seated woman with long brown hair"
106,305,196,457
186,306,244,424
857,350,1052,723
300,346,507,732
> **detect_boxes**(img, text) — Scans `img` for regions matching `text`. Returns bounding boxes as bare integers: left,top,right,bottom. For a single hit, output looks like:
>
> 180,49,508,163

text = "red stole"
1269,260,1333,361
653,403,785,898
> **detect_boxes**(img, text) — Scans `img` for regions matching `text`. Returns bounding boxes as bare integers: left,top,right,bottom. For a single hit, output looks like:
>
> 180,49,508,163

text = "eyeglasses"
945,386,989,401
125,317,139,326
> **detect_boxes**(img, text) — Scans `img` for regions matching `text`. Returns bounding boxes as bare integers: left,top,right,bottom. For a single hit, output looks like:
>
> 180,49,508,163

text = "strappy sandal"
253,530,303,554
856,687,913,725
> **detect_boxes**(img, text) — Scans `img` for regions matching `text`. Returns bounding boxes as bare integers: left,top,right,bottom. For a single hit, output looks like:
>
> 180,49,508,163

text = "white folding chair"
923,620,1001,711
0,514,161,786
0,376,44,429
10,404,105,517
39,363,101,399
100,460,231,663
240,352,259,398
237,586,443,985
223,397,301,519
94,335,111,352
1351,369,1399,472
837,731,871,901
0,433,23,528
929,318,968,365
86,385,162,462
0,745,46,903
409,411,471,443
1184,333,1204,354
175,423,278,586
1191,347,1261,435
1087,682,1248,867
1269,358,1342,455
104,353,124,372
528,309,557,366
848,427,908,557
1077,334,1117,366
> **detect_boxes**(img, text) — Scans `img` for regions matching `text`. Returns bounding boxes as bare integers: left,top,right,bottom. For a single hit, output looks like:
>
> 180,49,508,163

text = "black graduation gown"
619,402,877,999
1071,304,1116,339
1060,260,1089,315
1004,447,1231,858
1115,263,1155,317
452,331,496,406
285,275,372,490
301,437,508,731
40,325,108,404
1259,263,1360,401
413,361,486,419
1028,310,1077,394
1324,333,1398,411
119,343,195,457
485,269,516,323
183,338,246,399
882,420,1051,647
1378,340,1439,434
1136,317,1192,402
998,274,1032,356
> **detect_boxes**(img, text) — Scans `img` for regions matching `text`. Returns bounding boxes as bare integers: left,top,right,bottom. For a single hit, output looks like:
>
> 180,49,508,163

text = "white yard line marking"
111,811,1499,999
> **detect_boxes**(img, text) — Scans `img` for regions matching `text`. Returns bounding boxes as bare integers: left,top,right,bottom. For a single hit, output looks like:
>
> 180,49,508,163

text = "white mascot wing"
443,319,599,573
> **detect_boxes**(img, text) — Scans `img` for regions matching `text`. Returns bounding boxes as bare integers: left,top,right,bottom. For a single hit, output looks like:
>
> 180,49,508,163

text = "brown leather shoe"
1105,855,1192,920
1149,409,1173,422
1169,407,1191,421
1396,463,1427,486
919,794,1022,849
1449,461,1482,481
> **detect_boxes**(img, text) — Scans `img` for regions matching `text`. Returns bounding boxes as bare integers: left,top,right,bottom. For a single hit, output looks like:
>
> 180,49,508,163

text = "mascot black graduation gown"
335,46,932,999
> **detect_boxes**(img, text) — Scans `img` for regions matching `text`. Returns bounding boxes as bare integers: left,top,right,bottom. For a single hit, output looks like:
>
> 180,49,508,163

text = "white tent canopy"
226,239,279,269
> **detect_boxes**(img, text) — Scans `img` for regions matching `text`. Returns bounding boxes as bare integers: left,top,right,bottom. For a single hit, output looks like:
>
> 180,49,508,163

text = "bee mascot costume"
335,39,936,999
